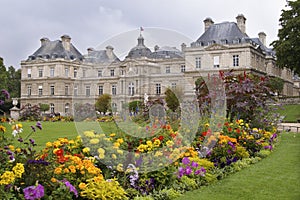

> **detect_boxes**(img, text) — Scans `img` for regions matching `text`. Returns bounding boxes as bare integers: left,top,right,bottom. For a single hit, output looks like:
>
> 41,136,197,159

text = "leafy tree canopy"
95,94,111,113
271,0,300,75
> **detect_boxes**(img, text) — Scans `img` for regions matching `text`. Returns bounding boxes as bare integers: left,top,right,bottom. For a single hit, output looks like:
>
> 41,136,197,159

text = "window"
50,67,54,77
181,65,186,72
50,103,55,113
213,56,220,68
128,82,134,96
85,86,90,97
74,68,77,78
112,85,117,95
166,66,170,73
38,85,43,96
65,68,69,77
83,69,86,78
27,68,31,78
171,83,176,89
98,70,102,77
112,103,117,111
156,83,161,95
110,69,115,77
65,85,69,96
196,57,201,68
38,68,43,77
27,85,31,96
50,85,55,95
65,103,70,114
98,85,103,95
74,85,78,96
233,55,239,67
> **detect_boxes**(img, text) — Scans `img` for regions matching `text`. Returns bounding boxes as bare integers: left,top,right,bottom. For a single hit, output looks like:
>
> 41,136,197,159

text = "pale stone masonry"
20,14,299,116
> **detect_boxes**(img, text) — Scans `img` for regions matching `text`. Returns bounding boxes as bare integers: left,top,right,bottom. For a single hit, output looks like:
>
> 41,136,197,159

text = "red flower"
224,122,229,127
228,127,233,132
236,129,241,134
202,131,207,137
55,149,64,157
170,133,176,138
158,135,164,141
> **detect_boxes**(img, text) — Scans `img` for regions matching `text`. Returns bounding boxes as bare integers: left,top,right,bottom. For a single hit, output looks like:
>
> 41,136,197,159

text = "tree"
39,104,50,113
165,88,179,112
7,66,21,98
271,0,300,74
268,76,284,95
95,94,111,114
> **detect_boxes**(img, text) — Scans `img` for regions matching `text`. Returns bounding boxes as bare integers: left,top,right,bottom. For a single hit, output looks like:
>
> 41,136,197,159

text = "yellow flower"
205,123,210,127
166,140,174,147
0,171,15,185
153,139,161,147
8,145,15,151
252,128,258,132
16,148,21,153
113,142,120,148
12,163,24,178
84,131,95,138
63,168,70,173
97,148,105,155
46,142,52,148
68,165,76,173
90,138,100,144
79,182,87,190
83,147,90,153
0,125,6,132
116,138,124,144
154,151,163,157
110,133,116,137
116,164,123,172
112,154,117,159
51,177,57,183
54,167,62,175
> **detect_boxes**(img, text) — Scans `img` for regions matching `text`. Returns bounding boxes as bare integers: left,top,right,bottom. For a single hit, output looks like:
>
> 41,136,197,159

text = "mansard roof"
27,36,83,61
250,38,275,56
126,34,152,59
151,46,183,59
192,22,249,46
84,46,120,64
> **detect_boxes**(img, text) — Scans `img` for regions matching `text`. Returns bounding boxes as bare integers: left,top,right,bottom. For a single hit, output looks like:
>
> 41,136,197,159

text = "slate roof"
126,35,152,59
150,46,183,59
84,47,120,64
250,38,275,56
27,38,83,61
192,22,249,47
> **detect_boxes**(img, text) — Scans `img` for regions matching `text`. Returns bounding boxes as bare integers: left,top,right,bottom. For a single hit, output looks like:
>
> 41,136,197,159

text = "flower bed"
0,118,278,200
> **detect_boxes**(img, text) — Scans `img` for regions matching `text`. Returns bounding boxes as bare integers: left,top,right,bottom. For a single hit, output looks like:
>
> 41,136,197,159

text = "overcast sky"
0,0,287,69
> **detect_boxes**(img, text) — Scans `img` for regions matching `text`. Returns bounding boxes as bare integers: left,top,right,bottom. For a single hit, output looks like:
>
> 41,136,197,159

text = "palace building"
20,14,298,116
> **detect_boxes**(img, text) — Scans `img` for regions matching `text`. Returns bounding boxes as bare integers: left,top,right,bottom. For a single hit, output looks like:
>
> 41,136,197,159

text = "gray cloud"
0,0,286,68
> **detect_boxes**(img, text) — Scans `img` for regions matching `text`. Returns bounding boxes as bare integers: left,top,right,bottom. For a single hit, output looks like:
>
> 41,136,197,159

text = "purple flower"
29,138,35,145
18,138,23,142
0,100,4,105
191,161,199,168
62,179,78,198
194,167,206,176
182,157,190,165
1,89,10,99
177,166,185,178
23,184,44,200
30,126,36,132
36,121,42,130
185,166,192,175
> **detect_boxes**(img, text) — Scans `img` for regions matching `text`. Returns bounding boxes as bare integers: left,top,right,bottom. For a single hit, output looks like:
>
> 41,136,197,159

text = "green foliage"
19,104,41,121
165,88,180,112
39,103,50,113
268,76,284,95
129,100,142,112
271,0,300,74
95,94,111,113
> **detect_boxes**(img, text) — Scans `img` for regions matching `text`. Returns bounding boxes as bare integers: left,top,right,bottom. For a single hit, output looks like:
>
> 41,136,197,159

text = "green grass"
176,133,300,200
2,121,119,151
276,104,300,122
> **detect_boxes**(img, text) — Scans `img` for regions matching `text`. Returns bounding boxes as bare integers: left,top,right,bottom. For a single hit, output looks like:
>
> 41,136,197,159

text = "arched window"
50,103,55,113
128,82,134,96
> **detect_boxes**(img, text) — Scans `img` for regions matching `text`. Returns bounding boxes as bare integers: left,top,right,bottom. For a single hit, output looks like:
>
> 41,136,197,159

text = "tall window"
74,85,78,96
50,67,54,77
85,86,90,97
65,68,69,77
65,103,70,114
74,68,77,78
38,68,43,77
27,68,31,78
233,55,239,67
50,85,55,95
112,85,117,95
110,69,115,77
166,66,170,73
196,57,201,68
65,85,69,96
213,56,220,68
98,70,102,77
83,69,86,78
128,82,134,96
98,85,103,95
27,85,31,96
171,83,176,89
50,103,55,113
156,83,161,95
38,85,43,96
181,65,186,72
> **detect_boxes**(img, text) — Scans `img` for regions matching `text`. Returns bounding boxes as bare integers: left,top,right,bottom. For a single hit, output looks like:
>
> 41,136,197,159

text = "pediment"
205,44,228,51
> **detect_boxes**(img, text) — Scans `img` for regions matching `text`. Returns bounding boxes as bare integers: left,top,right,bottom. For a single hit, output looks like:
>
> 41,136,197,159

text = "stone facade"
20,14,299,116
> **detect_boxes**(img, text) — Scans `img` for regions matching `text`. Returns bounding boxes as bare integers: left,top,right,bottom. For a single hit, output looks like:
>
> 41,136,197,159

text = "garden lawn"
3,121,119,151
277,104,300,122
176,132,300,200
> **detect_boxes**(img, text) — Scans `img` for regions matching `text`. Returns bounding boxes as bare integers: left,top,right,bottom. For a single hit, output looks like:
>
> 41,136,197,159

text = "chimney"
106,45,114,59
61,35,71,51
258,32,266,46
236,14,246,34
40,37,50,46
204,17,214,32
87,47,95,55
154,45,159,51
